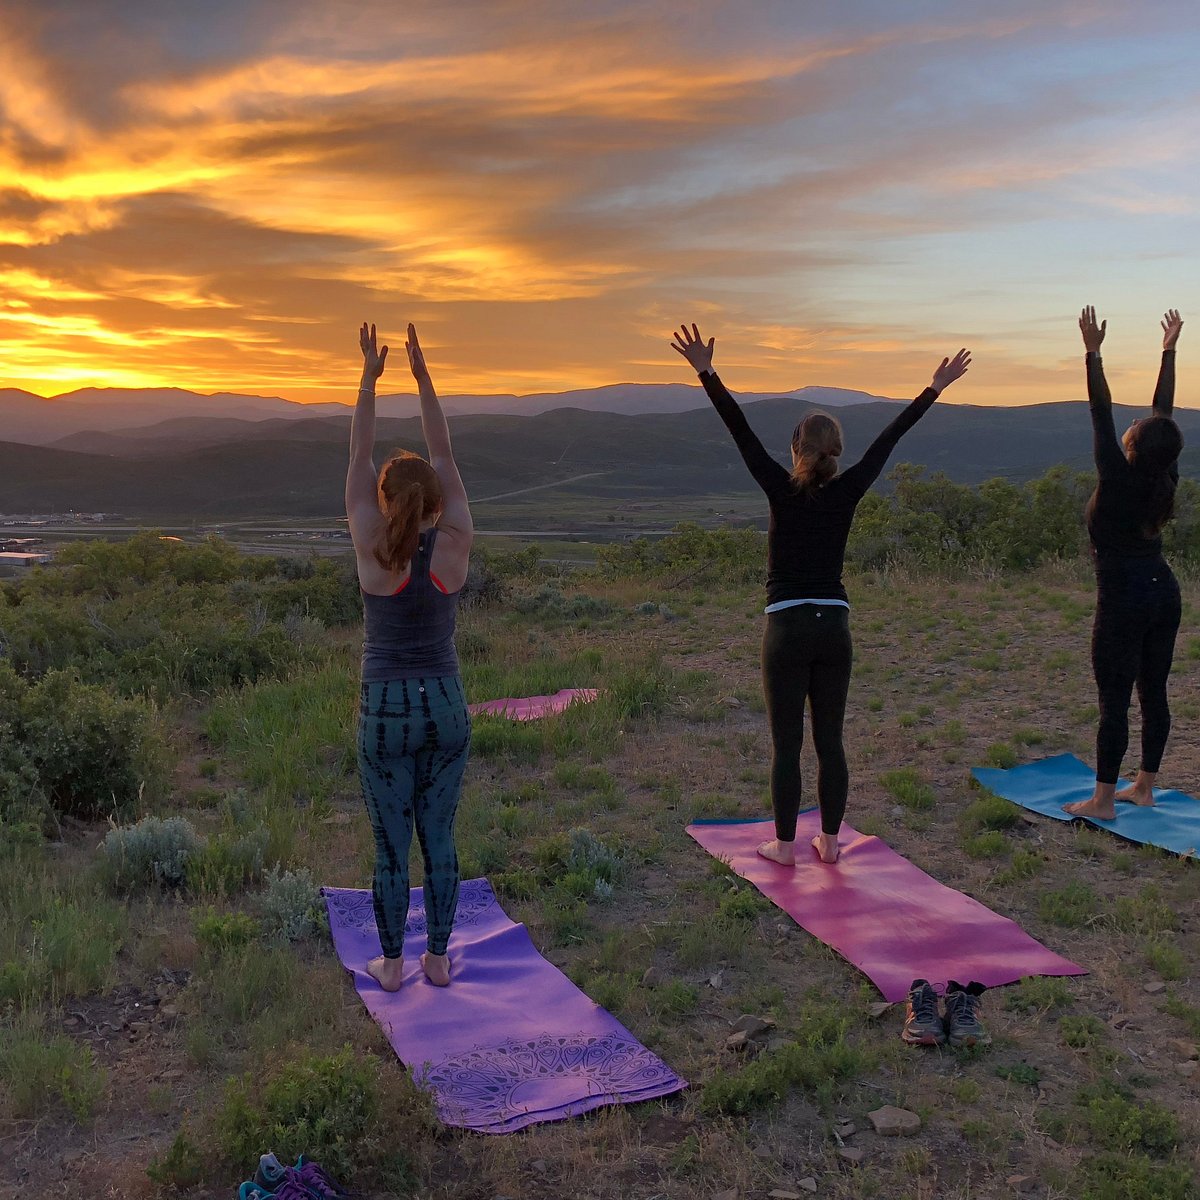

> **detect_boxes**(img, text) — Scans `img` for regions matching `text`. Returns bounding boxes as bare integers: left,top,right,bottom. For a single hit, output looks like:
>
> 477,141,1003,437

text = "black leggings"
1093,558,1181,785
762,604,852,838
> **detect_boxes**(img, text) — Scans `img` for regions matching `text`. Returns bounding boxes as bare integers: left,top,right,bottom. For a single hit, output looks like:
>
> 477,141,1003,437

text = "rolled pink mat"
687,812,1086,1001
468,687,599,721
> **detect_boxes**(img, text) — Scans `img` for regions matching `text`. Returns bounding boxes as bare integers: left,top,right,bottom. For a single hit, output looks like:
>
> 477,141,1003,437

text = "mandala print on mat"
322,880,498,938
422,1032,681,1129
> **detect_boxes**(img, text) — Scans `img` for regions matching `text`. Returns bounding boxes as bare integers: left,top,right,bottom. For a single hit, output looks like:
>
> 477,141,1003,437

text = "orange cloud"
0,1,1195,408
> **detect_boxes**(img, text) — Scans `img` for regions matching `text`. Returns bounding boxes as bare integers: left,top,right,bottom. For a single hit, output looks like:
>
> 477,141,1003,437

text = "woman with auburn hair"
347,322,473,991
672,323,970,865
1064,307,1184,821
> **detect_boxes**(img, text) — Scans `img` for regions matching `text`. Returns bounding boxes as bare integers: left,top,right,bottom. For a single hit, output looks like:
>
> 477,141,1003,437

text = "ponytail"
791,448,839,491
1126,416,1183,538
376,481,424,573
374,450,444,573
790,411,844,492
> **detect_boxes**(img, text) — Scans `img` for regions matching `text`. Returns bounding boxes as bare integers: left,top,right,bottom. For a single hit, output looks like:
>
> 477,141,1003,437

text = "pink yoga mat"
687,813,1086,1001
468,688,599,721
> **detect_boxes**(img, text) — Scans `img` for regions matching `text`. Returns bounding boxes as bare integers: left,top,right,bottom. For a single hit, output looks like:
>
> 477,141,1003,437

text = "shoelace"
274,1183,319,1200
911,987,939,1025
297,1164,349,1198
948,990,981,1025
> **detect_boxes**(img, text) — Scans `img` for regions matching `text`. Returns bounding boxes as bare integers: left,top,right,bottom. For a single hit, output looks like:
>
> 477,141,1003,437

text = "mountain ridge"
3,381,905,445
4,397,1199,519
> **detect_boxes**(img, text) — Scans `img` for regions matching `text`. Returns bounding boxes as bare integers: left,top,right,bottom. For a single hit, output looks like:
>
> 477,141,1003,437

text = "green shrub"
965,831,1009,859
259,866,325,942
700,1016,870,1116
0,1018,107,1119
187,827,270,894
194,909,261,954
146,1130,205,1190
1005,976,1073,1014
1068,1081,1180,1156
0,664,164,821
1079,1152,1194,1200
1039,882,1096,928
964,793,1021,831
880,768,936,811
216,1046,433,1182
100,816,203,890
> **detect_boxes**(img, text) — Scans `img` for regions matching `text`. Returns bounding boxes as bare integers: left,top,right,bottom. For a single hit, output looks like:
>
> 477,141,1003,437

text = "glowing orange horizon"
0,7,1195,411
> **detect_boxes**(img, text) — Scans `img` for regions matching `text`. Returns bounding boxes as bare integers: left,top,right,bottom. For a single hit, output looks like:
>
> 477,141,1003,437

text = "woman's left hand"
359,322,388,380
1162,309,1184,351
406,323,431,383
931,348,971,394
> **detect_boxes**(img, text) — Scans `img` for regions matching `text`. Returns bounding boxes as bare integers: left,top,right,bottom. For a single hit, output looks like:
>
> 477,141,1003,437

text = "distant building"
0,552,53,568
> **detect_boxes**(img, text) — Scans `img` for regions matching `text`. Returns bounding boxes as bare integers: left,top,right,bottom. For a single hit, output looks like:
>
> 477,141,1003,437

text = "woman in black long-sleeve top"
673,323,971,865
1064,307,1184,821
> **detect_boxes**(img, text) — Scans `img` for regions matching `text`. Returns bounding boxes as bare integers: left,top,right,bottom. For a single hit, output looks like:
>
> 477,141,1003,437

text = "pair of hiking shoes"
238,1153,351,1200
903,979,991,1048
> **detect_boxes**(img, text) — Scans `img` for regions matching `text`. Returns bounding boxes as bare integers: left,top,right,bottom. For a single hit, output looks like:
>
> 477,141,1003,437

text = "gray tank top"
361,528,462,682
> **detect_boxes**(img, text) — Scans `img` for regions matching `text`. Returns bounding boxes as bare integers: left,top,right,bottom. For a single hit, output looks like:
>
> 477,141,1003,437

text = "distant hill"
3,397,1199,519
1,382,897,446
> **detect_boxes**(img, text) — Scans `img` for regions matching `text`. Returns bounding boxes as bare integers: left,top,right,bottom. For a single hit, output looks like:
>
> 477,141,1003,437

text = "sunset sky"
1,0,1198,406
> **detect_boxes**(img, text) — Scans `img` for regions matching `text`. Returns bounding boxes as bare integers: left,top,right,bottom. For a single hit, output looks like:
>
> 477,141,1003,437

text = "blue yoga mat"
972,753,1200,858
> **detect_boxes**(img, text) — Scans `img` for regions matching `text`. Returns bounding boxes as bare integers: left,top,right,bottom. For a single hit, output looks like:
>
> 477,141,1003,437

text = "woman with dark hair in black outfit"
1064,307,1184,821
672,323,971,865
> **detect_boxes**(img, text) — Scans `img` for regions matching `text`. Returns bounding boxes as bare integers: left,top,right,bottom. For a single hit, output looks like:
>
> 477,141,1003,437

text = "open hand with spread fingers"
671,323,716,375
405,323,430,384
1080,306,1107,354
931,348,971,394
359,322,388,381
1162,309,1183,352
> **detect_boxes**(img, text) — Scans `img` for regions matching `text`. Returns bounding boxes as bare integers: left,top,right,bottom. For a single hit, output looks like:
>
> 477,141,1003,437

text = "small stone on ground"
867,1105,921,1136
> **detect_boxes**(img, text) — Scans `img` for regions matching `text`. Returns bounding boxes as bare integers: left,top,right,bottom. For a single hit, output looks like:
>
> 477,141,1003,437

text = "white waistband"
764,598,850,614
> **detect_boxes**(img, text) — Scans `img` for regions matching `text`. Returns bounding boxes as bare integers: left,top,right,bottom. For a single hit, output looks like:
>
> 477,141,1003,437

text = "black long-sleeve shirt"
1085,350,1177,564
701,370,938,604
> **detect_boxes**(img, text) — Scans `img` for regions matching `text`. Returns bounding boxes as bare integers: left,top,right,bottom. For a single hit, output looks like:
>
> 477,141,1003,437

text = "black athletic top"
1085,350,1177,566
701,370,938,604
361,528,461,682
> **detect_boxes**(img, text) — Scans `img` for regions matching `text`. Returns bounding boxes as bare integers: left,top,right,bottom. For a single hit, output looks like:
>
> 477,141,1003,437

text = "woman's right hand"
406,323,431,384
1162,309,1183,351
931,348,971,394
671,323,715,374
359,322,388,380
1079,306,1106,354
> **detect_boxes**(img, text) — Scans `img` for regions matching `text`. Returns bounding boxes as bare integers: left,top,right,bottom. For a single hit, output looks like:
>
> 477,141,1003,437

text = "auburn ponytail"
374,451,445,574
790,411,844,492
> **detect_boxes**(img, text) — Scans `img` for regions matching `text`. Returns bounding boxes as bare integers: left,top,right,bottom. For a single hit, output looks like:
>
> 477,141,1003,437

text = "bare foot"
811,832,839,864
366,955,404,992
757,838,796,866
421,951,451,986
1115,771,1158,807
1063,796,1117,821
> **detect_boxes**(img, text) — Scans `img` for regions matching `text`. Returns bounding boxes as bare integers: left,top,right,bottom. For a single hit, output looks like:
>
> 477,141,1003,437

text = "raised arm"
1153,309,1182,417
671,323,789,497
346,322,387,518
1079,305,1126,479
839,349,971,498
406,324,472,544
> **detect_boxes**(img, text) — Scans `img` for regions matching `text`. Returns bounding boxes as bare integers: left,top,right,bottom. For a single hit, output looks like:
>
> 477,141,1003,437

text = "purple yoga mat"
467,688,599,721
323,879,685,1133
687,813,1086,1002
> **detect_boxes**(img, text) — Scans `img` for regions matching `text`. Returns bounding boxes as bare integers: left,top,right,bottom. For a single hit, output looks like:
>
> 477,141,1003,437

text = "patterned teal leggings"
357,676,471,958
